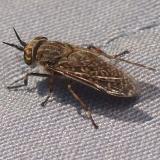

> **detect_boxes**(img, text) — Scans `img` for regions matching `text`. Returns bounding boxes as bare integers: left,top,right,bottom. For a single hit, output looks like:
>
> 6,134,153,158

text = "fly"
3,28,155,129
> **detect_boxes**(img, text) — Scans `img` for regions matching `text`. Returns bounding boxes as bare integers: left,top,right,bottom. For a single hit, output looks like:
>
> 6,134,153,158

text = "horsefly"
3,28,155,129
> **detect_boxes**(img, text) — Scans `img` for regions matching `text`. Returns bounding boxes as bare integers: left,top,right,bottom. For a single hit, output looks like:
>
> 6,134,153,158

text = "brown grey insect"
3,28,155,129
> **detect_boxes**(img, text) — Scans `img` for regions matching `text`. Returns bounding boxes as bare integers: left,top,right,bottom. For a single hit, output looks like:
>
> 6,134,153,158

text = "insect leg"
113,50,130,58
41,76,54,107
85,45,154,71
109,51,155,71
87,45,130,59
116,58,155,71
67,84,98,129
87,45,106,56
7,73,50,89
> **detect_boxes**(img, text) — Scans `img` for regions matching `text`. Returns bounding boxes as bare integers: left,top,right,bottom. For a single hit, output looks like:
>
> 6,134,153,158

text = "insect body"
3,28,155,129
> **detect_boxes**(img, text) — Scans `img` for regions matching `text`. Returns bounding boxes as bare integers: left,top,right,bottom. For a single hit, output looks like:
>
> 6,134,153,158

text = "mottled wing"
45,48,138,97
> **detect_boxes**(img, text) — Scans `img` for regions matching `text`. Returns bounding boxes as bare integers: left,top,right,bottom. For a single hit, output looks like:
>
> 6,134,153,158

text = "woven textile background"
0,0,160,159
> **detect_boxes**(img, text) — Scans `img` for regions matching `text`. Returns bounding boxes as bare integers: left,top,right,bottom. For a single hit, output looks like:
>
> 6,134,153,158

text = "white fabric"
0,0,160,159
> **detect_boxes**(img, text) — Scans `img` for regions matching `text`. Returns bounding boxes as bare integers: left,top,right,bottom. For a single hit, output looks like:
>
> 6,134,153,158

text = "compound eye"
24,49,32,65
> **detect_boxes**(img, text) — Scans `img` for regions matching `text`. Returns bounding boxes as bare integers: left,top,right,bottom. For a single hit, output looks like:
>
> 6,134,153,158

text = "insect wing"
44,48,138,97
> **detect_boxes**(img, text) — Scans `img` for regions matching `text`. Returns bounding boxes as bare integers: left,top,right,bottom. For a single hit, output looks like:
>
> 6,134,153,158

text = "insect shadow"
35,76,159,124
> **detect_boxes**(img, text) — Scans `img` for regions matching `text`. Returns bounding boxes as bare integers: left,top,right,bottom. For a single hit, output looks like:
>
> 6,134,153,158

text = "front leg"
41,75,54,107
7,72,55,106
7,73,50,89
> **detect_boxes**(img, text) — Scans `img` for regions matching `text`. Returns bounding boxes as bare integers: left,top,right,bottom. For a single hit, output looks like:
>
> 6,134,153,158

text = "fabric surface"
0,0,160,159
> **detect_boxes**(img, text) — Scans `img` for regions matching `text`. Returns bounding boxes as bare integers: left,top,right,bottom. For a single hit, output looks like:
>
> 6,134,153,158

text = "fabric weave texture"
0,0,160,159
